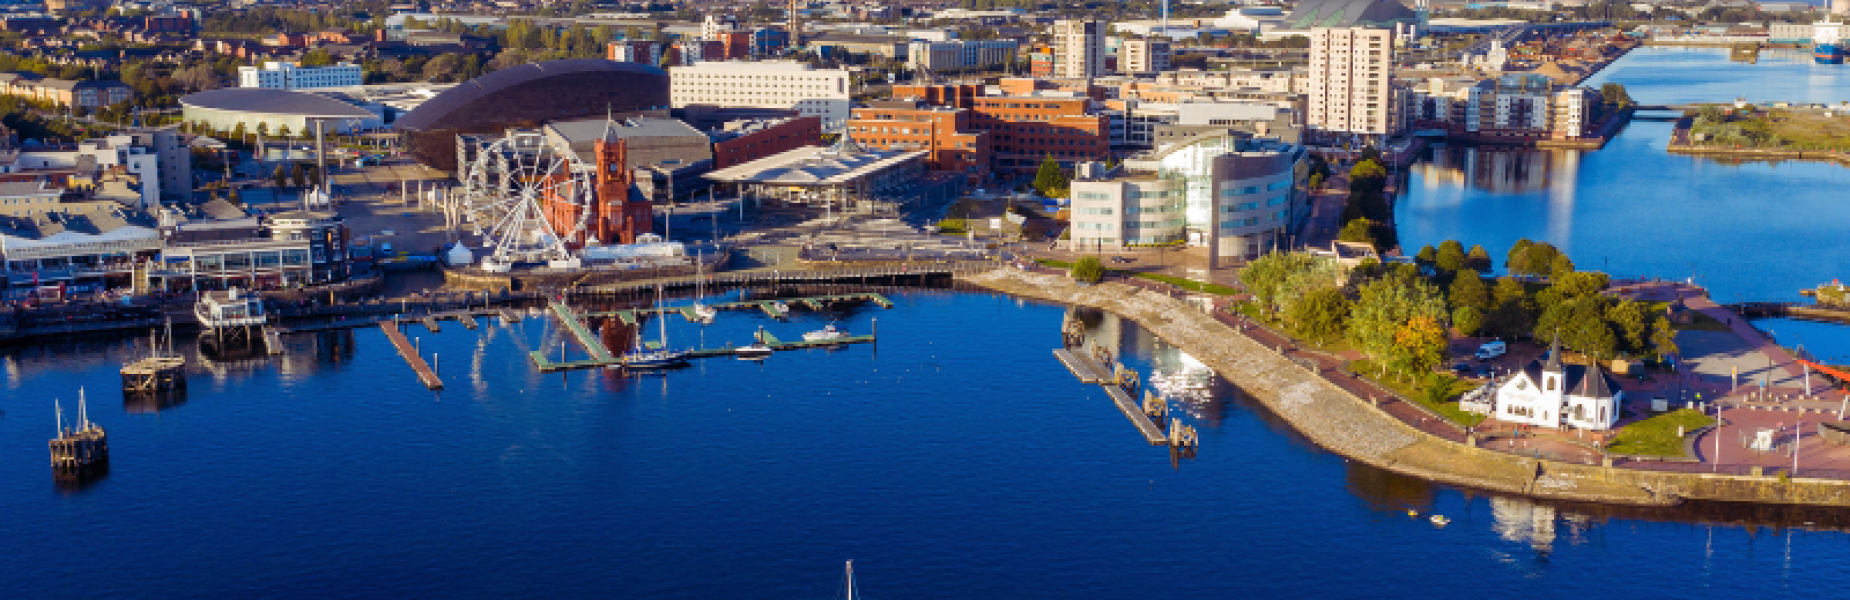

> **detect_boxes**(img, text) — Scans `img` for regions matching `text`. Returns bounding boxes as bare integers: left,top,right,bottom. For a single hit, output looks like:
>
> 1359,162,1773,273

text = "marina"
529,296,884,372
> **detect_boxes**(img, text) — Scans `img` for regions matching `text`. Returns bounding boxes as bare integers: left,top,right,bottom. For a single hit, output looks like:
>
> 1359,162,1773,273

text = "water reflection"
1067,307,1232,427
123,388,187,413
1412,144,1564,194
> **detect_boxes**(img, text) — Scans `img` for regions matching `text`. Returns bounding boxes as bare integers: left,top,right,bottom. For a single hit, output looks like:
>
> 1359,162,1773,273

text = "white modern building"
1071,133,1306,259
1307,27,1401,138
907,39,1019,73
238,62,365,91
669,61,853,131
1052,19,1106,79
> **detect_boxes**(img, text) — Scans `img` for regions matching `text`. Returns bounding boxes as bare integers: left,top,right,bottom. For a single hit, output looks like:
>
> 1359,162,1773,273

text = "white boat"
735,343,774,359
770,300,791,318
691,249,718,323
194,288,265,330
625,286,689,369
803,323,849,343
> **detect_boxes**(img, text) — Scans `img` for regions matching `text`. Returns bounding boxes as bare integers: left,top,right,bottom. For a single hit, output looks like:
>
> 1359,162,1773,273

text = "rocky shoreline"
960,267,1850,508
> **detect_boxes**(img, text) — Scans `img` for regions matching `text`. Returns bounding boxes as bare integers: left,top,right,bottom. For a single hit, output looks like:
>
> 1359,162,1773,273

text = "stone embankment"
962,268,1850,507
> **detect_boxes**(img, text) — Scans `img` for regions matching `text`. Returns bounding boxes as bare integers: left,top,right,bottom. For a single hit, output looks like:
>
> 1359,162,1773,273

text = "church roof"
1575,362,1614,399
1542,338,1564,374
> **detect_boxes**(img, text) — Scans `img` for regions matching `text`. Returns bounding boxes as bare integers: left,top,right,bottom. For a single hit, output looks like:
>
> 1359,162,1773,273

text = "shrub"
1072,256,1105,284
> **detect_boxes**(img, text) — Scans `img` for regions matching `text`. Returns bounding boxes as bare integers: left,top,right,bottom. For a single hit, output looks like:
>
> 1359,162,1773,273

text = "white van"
1475,340,1507,360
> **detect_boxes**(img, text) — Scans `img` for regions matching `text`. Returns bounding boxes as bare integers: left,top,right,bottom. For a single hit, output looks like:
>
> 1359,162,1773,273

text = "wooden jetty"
121,356,186,392
1054,347,1195,448
530,309,878,373
1053,349,1111,384
548,302,617,363
49,390,107,473
753,328,876,350
381,320,444,390
262,328,284,355
499,309,521,325
420,317,441,333
586,292,894,325
460,314,478,330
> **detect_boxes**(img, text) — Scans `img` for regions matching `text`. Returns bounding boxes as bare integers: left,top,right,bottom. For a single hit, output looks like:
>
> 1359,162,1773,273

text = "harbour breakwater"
961,267,1850,508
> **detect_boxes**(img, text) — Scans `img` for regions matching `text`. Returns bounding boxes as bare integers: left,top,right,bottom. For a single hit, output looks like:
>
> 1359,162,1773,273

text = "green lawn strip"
1673,310,1732,332
1347,359,1487,427
1606,409,1715,456
1031,259,1236,294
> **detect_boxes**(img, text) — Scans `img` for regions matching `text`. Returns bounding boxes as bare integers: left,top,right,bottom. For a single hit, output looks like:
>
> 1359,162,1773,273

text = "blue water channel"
1396,46,1850,363
3,287,1850,597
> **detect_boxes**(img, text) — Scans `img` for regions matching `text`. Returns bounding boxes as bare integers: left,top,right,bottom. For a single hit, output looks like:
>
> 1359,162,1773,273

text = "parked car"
1475,340,1507,360
1450,363,1473,375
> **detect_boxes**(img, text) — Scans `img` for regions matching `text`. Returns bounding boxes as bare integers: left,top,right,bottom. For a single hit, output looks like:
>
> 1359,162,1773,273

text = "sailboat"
692,249,717,323
840,560,860,600
622,285,689,369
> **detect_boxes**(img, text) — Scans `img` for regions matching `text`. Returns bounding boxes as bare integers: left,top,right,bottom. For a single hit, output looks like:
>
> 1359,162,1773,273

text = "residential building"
1307,27,1399,138
1119,38,1171,74
0,72,133,110
1405,74,1606,141
608,41,669,65
1052,19,1105,79
4,128,191,207
670,61,852,131
846,100,990,186
238,62,364,90
907,39,1020,73
0,181,69,218
1071,133,1306,259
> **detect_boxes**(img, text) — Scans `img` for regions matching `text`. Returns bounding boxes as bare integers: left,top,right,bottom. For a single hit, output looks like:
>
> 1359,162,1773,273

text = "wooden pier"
262,328,284,354
120,356,186,392
499,309,521,325
585,292,893,325
459,314,478,330
380,320,444,390
420,317,441,333
548,302,617,363
1053,349,1112,383
50,392,107,473
1054,348,1197,449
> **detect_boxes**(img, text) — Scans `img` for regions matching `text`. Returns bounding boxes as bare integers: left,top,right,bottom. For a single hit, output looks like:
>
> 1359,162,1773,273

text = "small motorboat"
803,324,849,343
771,301,791,318
693,302,719,323
1429,515,1450,527
735,343,774,359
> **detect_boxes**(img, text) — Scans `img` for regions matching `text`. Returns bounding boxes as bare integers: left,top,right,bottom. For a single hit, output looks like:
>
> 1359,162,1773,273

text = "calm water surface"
3,289,1850,598
1398,47,1850,304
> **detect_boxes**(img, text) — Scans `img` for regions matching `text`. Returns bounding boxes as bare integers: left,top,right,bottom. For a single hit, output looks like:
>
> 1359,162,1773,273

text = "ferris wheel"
459,132,595,271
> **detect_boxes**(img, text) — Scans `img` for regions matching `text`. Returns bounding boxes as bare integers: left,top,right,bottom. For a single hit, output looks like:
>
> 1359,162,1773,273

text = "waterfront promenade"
965,265,1850,506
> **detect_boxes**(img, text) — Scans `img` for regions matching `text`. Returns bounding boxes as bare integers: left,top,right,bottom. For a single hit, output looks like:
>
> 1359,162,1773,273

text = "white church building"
1461,342,1623,431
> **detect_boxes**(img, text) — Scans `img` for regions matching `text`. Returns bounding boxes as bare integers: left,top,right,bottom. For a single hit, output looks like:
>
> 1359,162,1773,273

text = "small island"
1670,102,1850,165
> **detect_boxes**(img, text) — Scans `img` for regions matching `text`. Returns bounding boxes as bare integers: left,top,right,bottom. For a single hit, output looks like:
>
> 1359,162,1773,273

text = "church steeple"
1543,336,1564,374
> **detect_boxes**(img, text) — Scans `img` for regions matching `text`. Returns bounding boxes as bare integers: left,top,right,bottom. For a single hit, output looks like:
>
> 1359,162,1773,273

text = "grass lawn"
1673,311,1732,332
1031,260,1236,295
1347,359,1487,427
936,218,969,234
1606,409,1715,456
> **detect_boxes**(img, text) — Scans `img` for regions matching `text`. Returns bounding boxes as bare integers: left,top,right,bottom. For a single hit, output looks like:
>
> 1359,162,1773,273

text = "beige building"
1119,38,1172,74
1307,27,1399,138
669,61,853,130
1052,19,1105,79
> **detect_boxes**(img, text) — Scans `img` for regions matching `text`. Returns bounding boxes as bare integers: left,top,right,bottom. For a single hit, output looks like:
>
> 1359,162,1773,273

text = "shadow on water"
123,388,187,414
53,462,109,495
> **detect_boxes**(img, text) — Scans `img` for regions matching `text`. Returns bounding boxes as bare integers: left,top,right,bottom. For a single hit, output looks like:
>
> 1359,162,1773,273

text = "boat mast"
845,560,855,600
55,397,63,437
658,284,669,349
78,387,87,430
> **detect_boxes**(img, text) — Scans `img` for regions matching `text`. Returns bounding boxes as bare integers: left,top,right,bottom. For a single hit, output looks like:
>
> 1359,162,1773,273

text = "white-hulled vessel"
194,287,265,331
623,286,689,368
803,323,849,343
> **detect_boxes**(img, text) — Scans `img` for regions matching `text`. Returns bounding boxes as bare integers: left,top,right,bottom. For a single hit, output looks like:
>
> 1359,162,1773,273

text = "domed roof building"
394,59,671,172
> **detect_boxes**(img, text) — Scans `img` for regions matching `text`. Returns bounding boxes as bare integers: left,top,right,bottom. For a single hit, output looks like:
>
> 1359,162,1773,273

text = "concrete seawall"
962,268,1850,507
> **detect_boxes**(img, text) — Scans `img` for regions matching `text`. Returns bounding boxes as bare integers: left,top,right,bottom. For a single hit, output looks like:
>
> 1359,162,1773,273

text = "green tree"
1507,238,1534,274
272,163,288,188
1607,299,1651,354
1453,306,1485,337
1349,275,1447,377
290,161,306,188
1435,239,1467,273
1465,244,1493,273
1600,82,1633,108
1549,253,1576,281
1650,317,1680,361
1071,255,1105,283
1414,244,1436,266
1339,218,1386,253
1031,154,1068,198
1239,251,1321,313
1551,271,1609,298
1288,287,1352,345
1448,269,1490,311
1392,315,1450,377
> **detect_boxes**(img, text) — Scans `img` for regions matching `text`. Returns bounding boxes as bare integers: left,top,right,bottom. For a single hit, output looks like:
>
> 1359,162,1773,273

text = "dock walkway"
548,302,616,363
1053,349,1111,383
1103,385,1169,445
381,320,443,390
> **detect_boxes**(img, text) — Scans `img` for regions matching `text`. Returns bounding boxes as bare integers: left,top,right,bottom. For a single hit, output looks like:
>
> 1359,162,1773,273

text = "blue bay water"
2,289,1849,598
